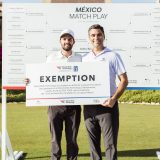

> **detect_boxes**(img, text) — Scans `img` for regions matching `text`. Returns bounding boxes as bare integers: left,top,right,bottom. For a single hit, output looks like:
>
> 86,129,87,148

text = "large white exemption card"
26,62,110,106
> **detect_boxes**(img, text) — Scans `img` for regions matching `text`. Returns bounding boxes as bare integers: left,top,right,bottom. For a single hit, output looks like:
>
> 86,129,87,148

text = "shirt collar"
91,47,111,57
58,51,75,59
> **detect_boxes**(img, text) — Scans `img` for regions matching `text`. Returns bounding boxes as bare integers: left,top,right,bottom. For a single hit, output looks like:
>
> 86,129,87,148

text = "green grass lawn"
0,103,160,160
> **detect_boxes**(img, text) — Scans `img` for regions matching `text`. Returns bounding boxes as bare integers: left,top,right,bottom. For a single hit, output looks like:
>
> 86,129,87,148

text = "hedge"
0,90,160,104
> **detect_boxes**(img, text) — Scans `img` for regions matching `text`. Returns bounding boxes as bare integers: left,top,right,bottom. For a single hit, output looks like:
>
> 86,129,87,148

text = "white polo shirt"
82,48,126,96
46,51,82,63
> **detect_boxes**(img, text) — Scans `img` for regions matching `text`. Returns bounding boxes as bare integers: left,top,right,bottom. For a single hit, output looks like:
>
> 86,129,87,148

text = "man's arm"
102,72,128,108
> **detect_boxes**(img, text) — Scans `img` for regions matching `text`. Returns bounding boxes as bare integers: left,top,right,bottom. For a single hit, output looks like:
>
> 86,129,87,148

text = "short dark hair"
88,24,105,38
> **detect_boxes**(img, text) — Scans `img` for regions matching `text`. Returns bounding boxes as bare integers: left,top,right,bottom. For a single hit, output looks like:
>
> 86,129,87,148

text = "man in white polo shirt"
25,29,81,160
83,24,128,160
46,29,82,160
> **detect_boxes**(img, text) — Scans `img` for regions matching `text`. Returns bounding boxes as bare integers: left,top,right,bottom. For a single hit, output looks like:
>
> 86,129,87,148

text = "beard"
62,44,73,51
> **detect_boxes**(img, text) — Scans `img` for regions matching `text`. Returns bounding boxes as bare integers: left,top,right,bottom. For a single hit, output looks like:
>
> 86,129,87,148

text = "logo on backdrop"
69,6,108,20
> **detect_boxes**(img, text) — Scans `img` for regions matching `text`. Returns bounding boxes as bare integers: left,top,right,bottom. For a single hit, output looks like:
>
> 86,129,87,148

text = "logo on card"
60,100,65,103
56,65,72,72
73,66,78,72
93,99,100,103
57,66,62,70
60,99,75,104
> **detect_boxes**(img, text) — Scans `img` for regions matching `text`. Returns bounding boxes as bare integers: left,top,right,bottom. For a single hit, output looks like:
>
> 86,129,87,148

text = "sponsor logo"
73,66,78,72
60,99,75,104
93,99,100,103
56,65,72,72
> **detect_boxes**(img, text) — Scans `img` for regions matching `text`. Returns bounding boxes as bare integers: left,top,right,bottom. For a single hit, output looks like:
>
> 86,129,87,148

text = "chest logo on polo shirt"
100,58,106,61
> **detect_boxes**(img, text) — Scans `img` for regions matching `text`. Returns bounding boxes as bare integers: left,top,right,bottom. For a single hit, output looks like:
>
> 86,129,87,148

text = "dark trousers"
48,105,81,160
84,102,119,160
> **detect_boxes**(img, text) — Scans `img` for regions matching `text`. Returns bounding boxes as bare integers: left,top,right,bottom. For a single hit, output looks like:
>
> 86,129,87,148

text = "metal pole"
2,89,7,160
2,2,7,159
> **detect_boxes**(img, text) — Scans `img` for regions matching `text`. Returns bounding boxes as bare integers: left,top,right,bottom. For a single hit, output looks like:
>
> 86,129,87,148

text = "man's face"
60,34,75,51
89,29,105,48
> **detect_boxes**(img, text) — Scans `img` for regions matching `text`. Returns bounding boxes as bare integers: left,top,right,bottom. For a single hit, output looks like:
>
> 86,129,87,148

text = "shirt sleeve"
112,53,127,76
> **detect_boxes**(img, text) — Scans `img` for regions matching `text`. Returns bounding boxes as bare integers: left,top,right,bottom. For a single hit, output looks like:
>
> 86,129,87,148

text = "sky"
3,0,42,2
3,0,157,2
112,0,156,2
